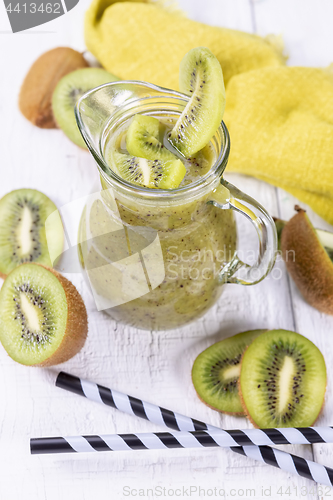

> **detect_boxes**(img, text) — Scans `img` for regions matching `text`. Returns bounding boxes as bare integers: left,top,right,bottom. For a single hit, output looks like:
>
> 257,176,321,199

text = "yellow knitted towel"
225,66,333,225
85,0,284,88
85,0,333,224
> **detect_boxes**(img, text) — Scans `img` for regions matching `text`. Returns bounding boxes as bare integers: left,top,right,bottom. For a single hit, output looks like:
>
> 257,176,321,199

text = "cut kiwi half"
0,189,63,279
192,329,267,414
0,263,88,366
169,47,226,157
278,207,333,315
126,114,176,162
111,151,186,189
239,329,326,428
52,68,119,148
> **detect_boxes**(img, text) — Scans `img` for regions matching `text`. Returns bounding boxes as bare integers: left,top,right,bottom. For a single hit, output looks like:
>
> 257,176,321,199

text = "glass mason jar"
75,82,277,331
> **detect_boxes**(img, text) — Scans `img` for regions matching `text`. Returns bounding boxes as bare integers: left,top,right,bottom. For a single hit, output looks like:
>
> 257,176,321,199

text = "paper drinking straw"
30,427,333,452
55,371,333,446
45,371,333,486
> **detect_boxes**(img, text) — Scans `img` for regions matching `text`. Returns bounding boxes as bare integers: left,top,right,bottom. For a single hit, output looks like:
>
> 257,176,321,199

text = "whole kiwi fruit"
19,47,88,129
281,206,333,315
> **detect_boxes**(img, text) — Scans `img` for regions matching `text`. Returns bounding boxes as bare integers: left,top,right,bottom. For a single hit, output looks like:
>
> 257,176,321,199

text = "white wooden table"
1,1,333,498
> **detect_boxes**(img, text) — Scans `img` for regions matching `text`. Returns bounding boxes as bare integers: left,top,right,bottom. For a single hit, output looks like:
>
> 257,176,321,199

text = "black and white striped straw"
31,371,333,486
54,372,333,447
29,430,333,487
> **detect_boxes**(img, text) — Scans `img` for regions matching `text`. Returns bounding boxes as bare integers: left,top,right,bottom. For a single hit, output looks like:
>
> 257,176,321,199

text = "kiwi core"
20,293,43,333
223,364,241,380
278,356,295,413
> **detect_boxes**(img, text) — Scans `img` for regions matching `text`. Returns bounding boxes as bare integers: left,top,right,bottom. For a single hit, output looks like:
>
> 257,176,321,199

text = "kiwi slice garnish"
169,47,226,157
239,329,326,428
0,263,88,366
279,207,333,315
111,151,186,189
126,114,176,161
192,330,266,414
52,68,119,148
0,189,63,279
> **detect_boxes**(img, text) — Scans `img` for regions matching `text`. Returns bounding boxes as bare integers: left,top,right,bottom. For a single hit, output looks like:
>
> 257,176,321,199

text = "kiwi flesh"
0,263,88,366
126,114,176,161
192,329,267,415
169,47,226,157
52,68,119,148
281,207,333,315
111,151,186,189
0,189,63,279
239,329,326,428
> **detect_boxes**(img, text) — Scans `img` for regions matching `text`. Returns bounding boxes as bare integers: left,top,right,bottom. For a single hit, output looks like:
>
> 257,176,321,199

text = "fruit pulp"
104,115,216,187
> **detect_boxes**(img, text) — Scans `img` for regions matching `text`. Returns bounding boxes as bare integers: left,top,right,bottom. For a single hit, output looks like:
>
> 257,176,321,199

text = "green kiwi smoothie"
78,116,237,330
77,47,238,330
76,48,277,329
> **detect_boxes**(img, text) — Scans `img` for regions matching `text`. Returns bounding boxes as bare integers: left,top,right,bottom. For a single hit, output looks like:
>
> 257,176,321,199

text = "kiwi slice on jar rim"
0,189,63,279
52,68,119,148
192,330,267,415
169,47,226,158
239,329,327,428
126,114,176,162
111,151,186,189
0,263,88,366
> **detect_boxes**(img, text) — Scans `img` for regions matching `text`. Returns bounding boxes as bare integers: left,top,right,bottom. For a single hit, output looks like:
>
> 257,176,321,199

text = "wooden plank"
0,0,331,497
253,0,333,67
180,0,254,32
253,0,333,497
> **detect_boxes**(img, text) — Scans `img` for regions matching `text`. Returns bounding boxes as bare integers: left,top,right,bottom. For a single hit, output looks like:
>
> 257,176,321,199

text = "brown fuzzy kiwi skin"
0,264,88,366
34,265,88,366
281,206,333,315
0,271,6,281
19,47,88,129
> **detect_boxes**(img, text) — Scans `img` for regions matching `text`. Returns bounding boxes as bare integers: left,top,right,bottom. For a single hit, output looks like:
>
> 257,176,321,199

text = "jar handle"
208,179,277,285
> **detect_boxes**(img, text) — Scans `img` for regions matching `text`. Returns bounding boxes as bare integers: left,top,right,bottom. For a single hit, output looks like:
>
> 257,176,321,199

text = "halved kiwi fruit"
52,68,119,148
169,47,226,157
279,207,333,315
192,330,267,414
0,189,63,279
0,263,88,366
126,114,176,161
111,151,186,189
239,329,326,428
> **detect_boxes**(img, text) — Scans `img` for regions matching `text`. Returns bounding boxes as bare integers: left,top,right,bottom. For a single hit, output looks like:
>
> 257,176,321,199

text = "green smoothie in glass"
76,47,277,330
